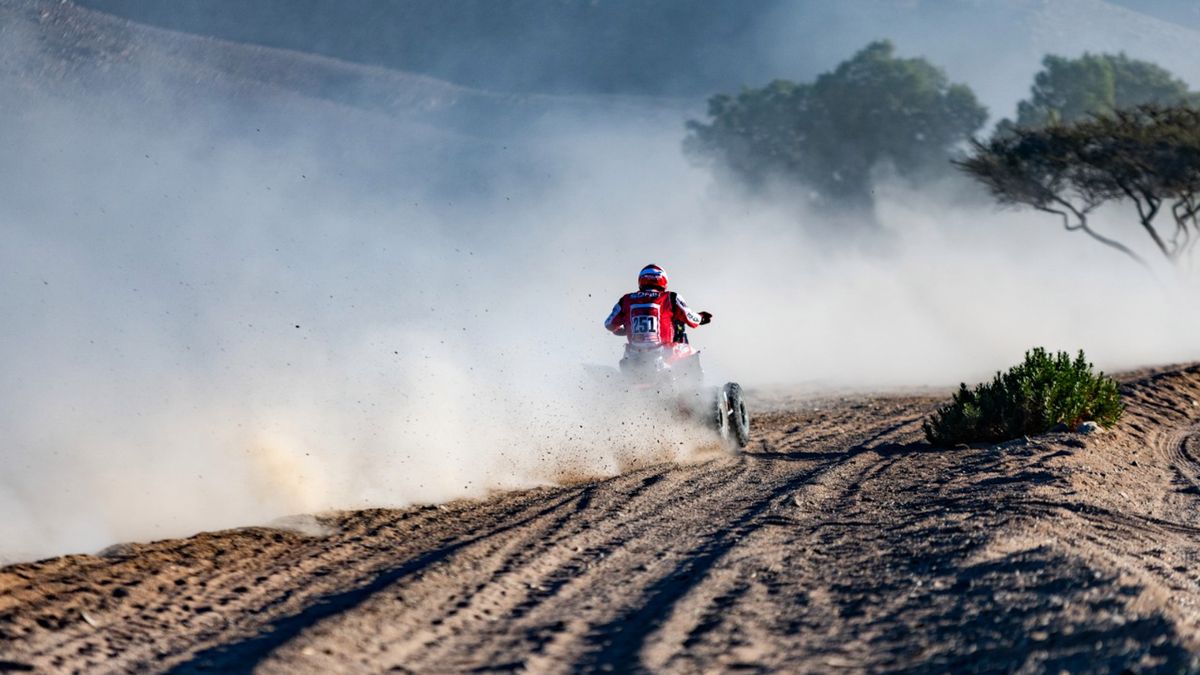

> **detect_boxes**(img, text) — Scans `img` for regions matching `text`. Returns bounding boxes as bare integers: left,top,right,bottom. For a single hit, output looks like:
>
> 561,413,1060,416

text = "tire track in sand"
9,369,1200,671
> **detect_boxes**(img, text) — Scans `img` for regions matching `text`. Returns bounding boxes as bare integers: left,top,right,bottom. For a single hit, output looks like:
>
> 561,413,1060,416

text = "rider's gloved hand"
699,311,712,325
613,326,628,336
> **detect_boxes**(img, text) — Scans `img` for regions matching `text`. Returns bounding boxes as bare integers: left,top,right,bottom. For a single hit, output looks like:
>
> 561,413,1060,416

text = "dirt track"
5,366,1200,673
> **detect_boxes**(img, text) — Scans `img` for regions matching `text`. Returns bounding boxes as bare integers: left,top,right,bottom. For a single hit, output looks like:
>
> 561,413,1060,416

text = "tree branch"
1038,199,1149,268
1120,184,1171,260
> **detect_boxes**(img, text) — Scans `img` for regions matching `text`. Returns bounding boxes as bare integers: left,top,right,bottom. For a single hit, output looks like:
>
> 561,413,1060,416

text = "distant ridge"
68,0,1200,121
0,0,689,139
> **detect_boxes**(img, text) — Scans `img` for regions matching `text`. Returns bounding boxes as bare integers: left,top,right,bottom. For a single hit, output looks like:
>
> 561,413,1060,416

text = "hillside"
73,0,773,96
0,0,686,141
72,0,1200,120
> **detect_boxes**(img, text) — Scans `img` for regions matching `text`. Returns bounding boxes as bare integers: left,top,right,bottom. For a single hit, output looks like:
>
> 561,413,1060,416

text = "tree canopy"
685,41,988,207
1011,52,1198,128
959,104,1200,266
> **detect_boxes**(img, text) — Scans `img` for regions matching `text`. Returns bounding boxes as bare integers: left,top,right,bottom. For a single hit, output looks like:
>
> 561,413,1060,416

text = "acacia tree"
685,41,987,208
959,105,1200,267
1081,107,1200,261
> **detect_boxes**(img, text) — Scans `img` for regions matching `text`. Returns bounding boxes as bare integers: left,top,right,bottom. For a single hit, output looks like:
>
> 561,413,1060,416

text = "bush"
923,348,1123,446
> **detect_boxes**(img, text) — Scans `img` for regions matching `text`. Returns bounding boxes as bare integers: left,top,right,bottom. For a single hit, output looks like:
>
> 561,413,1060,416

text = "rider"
604,264,711,354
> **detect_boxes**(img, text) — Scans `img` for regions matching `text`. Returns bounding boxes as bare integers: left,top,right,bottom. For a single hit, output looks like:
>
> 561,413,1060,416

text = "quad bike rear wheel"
724,382,750,448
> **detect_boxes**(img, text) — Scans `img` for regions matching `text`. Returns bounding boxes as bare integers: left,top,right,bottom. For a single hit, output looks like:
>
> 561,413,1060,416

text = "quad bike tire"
714,386,731,442
724,382,751,448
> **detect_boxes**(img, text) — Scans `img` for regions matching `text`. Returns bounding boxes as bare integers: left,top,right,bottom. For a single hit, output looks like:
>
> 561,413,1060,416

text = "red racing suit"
604,289,703,349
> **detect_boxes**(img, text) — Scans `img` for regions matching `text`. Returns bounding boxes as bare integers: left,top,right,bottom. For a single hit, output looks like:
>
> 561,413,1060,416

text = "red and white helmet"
638,264,668,291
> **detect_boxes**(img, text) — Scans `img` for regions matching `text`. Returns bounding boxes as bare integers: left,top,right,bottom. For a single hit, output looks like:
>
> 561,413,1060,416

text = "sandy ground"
4,365,1200,673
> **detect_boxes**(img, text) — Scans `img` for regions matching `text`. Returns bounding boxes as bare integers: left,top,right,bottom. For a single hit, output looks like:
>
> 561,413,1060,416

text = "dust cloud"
2,2,1200,562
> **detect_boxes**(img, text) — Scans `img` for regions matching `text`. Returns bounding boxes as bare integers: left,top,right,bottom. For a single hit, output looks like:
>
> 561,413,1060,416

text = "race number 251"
632,315,657,335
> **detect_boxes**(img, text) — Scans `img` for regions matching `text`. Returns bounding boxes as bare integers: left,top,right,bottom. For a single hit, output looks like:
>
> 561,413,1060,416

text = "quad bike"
590,324,750,449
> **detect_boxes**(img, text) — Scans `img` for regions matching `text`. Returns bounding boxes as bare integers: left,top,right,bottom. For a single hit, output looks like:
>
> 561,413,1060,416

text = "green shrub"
924,348,1123,446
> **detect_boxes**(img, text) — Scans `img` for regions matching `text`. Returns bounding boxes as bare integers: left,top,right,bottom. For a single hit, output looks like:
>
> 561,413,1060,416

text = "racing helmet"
638,264,668,291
